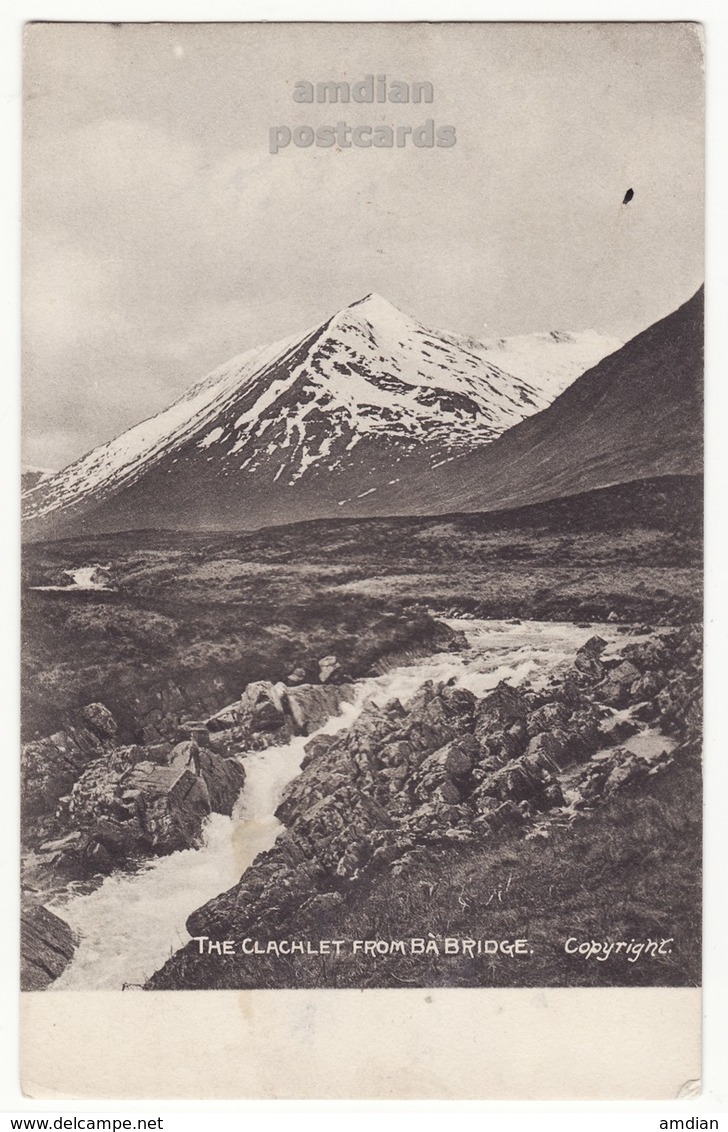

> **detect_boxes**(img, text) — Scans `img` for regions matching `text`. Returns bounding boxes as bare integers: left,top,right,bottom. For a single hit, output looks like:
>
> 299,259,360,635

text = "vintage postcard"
19,21,704,1098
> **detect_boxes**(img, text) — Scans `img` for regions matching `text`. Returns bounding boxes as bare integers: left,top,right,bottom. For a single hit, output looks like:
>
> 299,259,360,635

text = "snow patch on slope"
23,325,315,518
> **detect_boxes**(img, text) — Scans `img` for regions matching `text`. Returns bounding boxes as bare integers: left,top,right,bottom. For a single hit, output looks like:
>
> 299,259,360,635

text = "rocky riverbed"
21,614,701,992
144,618,701,990
20,620,465,989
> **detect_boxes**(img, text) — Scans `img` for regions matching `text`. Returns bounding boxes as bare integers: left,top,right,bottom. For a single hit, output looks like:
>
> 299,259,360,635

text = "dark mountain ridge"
402,286,703,515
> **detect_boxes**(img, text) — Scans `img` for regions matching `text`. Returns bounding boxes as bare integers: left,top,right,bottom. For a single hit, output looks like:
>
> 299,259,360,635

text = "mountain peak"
348,291,390,308
329,292,415,339
345,292,407,318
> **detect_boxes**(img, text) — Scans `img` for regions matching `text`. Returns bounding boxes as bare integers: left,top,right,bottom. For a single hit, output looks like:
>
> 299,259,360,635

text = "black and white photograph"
18,19,705,1084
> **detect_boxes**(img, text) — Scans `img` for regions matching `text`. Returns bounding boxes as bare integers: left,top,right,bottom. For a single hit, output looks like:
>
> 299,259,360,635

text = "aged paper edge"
21,987,701,1101
15,17,705,1111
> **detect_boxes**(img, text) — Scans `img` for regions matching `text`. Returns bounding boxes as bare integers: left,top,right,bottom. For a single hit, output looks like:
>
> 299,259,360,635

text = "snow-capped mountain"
22,293,620,538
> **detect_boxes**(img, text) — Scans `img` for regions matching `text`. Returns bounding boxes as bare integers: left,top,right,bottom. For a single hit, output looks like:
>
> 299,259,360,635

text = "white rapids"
30,565,113,592
48,617,632,990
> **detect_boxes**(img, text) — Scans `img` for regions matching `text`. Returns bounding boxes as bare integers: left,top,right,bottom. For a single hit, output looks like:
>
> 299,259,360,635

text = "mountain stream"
48,618,639,990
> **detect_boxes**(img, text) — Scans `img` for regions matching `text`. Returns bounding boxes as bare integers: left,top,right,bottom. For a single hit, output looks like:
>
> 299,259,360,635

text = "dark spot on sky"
622,188,634,205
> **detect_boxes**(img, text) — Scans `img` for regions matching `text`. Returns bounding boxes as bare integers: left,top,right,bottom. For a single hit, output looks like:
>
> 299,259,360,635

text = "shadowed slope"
410,287,703,514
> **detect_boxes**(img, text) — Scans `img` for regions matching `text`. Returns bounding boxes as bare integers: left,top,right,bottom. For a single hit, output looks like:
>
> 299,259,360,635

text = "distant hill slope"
407,287,703,515
21,466,54,493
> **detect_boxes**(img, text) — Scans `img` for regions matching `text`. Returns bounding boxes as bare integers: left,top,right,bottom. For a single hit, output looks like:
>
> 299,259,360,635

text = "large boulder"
282,683,356,735
318,655,342,684
574,635,608,679
169,742,244,815
122,761,211,851
80,702,118,740
410,736,478,804
66,745,143,827
65,745,217,863
598,661,642,707
20,902,77,990
239,681,288,732
200,749,244,815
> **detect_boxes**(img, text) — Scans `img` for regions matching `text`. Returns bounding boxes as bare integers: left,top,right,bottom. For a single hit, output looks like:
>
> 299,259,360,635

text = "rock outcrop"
22,706,120,817
20,901,77,990
22,677,358,892
207,680,356,745
48,741,246,869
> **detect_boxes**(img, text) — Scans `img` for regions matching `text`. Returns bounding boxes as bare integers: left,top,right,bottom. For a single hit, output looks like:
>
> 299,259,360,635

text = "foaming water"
367,618,627,703
31,565,113,592
48,618,627,990
49,693,368,990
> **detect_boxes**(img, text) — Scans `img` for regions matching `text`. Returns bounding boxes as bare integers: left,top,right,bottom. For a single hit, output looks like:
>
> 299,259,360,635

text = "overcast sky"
23,22,704,470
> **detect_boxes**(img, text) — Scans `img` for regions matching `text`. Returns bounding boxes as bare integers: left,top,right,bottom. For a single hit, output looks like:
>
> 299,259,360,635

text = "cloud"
22,24,703,469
